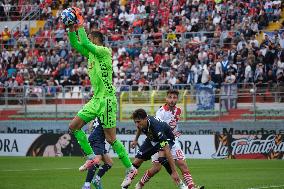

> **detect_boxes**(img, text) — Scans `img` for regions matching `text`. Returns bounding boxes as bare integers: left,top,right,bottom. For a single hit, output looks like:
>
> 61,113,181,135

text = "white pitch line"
248,185,284,189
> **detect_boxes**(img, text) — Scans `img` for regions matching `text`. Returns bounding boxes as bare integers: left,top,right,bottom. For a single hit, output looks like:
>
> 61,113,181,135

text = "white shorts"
151,140,185,163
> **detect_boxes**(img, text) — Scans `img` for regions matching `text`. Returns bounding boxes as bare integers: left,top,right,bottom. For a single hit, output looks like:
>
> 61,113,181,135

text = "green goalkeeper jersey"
68,27,116,98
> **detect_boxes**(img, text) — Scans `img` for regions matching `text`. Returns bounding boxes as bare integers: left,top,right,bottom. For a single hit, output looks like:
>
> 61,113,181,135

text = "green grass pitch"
0,157,284,189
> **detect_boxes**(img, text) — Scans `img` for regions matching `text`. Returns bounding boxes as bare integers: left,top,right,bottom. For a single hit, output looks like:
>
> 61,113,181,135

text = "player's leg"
158,148,186,189
172,141,201,189
122,138,155,188
104,127,133,169
92,154,113,189
69,116,100,171
104,128,138,187
69,100,94,156
122,158,144,189
101,97,133,169
131,158,144,170
97,154,113,178
83,125,107,189
101,97,138,186
136,144,187,189
176,159,195,189
176,159,204,189
123,157,145,188
72,99,102,171
172,141,192,187
69,116,93,157
135,152,160,188
135,160,162,189
82,162,100,189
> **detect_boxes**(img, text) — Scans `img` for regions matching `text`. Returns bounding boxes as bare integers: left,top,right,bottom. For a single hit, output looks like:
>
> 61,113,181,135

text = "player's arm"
160,141,176,172
77,27,110,56
131,128,141,149
68,26,89,57
159,140,179,184
154,126,176,171
154,123,178,175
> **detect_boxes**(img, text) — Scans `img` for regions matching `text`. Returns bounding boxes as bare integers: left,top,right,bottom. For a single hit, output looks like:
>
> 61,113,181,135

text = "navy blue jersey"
141,116,175,144
135,116,175,160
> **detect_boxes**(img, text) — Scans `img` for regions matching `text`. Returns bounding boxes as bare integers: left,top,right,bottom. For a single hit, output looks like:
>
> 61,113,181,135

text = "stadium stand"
0,0,284,121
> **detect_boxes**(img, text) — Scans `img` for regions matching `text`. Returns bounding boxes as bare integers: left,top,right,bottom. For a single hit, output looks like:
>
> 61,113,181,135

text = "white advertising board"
0,134,215,159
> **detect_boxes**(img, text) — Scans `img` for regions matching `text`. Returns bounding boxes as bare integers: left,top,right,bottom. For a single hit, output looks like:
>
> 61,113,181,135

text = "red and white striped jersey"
156,104,182,138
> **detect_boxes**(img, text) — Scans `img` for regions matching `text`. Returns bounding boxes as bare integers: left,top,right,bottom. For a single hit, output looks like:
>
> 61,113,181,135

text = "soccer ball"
61,9,77,26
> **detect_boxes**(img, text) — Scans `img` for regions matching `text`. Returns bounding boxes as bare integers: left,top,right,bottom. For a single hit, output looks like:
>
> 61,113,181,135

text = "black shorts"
135,138,174,161
91,142,107,155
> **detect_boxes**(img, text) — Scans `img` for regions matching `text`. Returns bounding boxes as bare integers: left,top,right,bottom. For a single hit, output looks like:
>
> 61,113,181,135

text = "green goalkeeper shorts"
77,96,117,128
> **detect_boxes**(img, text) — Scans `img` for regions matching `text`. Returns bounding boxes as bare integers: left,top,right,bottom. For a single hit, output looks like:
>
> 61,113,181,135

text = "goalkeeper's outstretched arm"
77,27,110,56
68,26,89,58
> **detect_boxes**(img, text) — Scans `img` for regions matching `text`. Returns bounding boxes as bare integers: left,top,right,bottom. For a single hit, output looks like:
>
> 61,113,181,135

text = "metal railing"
0,5,40,21
9,5,42,34
0,30,253,50
0,83,282,101
2,28,283,51
1,83,284,121
1,28,284,51
104,30,241,47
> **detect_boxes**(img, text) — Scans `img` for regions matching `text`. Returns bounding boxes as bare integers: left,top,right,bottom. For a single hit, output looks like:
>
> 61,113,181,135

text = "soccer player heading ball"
62,6,137,186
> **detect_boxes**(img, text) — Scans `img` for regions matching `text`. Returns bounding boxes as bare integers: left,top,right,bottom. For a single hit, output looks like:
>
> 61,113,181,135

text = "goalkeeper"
66,7,137,182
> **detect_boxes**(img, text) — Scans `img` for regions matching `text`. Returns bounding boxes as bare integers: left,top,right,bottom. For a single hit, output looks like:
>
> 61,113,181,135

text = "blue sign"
195,84,215,110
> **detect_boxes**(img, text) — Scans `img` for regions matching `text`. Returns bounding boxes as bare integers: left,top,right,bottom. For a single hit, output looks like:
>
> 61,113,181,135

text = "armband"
160,141,168,148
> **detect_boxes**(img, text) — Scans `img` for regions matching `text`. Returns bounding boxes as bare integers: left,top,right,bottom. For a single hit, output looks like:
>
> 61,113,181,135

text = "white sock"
84,182,90,187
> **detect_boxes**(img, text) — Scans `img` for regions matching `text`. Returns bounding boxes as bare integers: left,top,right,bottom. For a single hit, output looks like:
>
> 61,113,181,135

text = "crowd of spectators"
0,0,42,21
0,0,284,97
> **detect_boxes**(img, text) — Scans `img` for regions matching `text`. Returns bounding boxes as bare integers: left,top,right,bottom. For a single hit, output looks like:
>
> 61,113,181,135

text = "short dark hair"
91,31,104,44
131,109,147,120
167,89,179,96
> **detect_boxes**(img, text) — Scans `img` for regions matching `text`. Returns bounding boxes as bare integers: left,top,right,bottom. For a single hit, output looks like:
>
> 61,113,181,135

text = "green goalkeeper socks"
73,129,94,156
112,139,132,168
